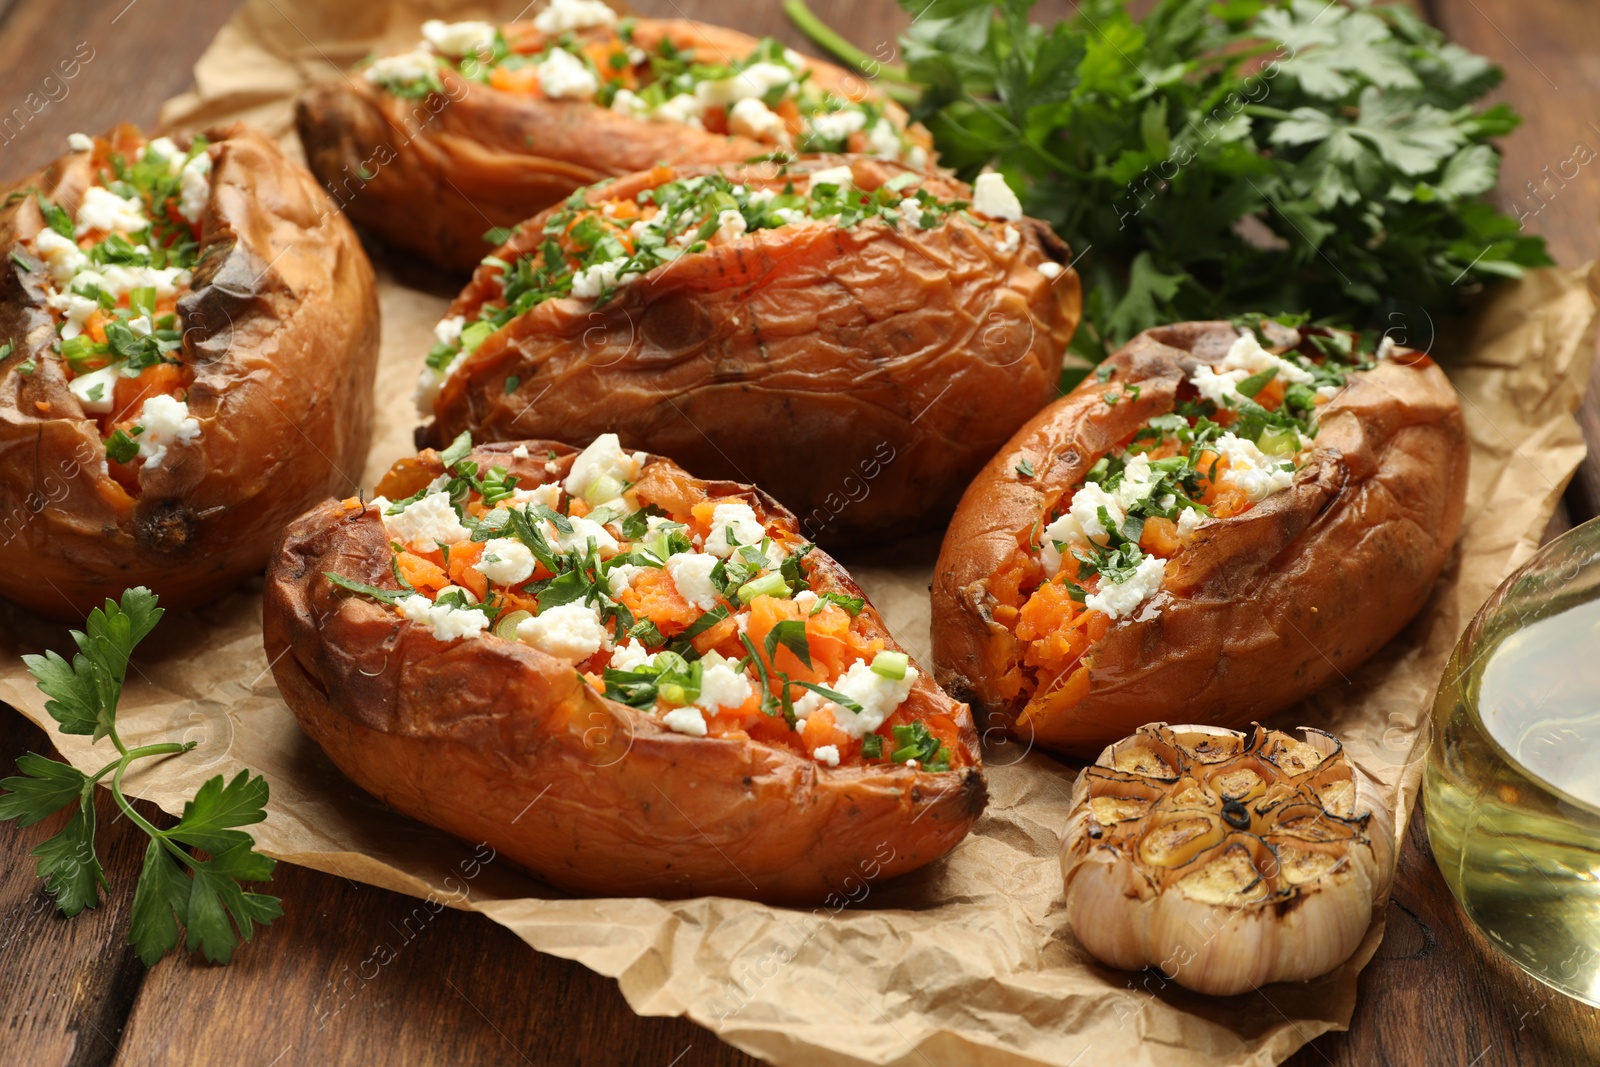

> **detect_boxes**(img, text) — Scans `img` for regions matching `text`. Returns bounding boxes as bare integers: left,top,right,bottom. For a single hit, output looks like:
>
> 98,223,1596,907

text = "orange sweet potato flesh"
295,19,921,273
0,123,378,619
421,157,1081,546
930,321,1469,758
264,441,986,904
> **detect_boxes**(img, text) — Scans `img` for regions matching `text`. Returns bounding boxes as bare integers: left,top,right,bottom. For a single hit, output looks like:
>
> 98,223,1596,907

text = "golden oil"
1426,572,1600,1007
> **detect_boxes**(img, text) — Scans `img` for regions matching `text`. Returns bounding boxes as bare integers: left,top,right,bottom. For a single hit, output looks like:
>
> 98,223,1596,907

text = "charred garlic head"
1060,723,1392,995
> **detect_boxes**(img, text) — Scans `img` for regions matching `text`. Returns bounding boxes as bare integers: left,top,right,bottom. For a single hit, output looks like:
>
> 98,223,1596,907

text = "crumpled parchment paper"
3,2,1597,1064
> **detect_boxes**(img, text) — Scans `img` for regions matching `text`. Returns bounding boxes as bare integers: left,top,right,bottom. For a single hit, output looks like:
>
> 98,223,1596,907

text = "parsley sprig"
0,588,281,964
791,0,1550,361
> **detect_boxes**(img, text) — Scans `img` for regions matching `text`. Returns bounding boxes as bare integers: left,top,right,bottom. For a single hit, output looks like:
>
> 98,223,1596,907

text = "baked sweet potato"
297,5,931,272
415,156,1080,545
264,433,986,902
0,123,378,619
931,319,1468,757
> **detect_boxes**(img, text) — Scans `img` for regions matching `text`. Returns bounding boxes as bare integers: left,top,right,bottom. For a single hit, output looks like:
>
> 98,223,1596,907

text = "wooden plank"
0,0,240,180
0,713,153,1067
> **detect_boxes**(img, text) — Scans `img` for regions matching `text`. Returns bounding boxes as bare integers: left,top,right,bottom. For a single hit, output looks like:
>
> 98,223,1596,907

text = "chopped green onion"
737,571,790,604
870,651,908,680
495,609,530,640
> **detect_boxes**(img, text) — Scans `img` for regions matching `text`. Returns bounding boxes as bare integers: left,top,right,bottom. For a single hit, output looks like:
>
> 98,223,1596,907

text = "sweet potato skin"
0,123,378,619
421,157,1081,546
930,321,1469,757
264,441,987,903
296,19,916,273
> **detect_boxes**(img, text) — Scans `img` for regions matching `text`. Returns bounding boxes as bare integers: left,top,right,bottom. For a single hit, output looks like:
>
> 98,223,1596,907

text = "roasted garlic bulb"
1060,723,1392,995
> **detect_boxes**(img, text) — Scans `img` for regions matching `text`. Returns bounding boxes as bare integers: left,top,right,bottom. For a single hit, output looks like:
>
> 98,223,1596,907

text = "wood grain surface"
1,0,1598,1065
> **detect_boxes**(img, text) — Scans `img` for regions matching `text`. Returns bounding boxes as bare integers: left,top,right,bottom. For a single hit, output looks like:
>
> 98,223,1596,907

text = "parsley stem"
106,742,202,865
783,0,916,87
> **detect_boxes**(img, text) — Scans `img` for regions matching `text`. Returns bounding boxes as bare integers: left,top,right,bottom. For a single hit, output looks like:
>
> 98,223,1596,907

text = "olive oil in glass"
1425,521,1600,1006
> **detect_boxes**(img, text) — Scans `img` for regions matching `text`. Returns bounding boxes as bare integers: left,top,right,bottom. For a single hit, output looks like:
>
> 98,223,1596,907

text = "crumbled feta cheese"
1038,261,1065,279
972,172,1022,221
132,395,201,469
399,594,489,642
1177,506,1206,537
364,49,439,89
807,107,865,144
1315,384,1342,401
606,562,642,596
813,745,840,767
422,19,495,57
384,490,470,551
1192,332,1316,405
728,97,786,143
1213,432,1295,502
610,639,652,672
1375,334,1396,361
714,208,747,244
703,502,765,559
141,137,181,167
474,537,536,587
807,165,855,191
67,132,93,152
695,660,752,713
433,315,466,346
177,152,210,224
609,88,650,119
508,482,562,510
29,228,87,287
516,601,610,661
772,207,808,226
652,93,705,126
661,706,708,736
511,444,531,459
48,290,99,340
1069,481,1122,544
906,145,929,170
126,314,154,338
695,62,795,107
532,0,617,34
897,197,925,230
1085,555,1166,620
865,119,901,159
822,659,918,738
75,186,146,237
793,590,819,612
550,514,617,556
569,257,636,299
565,432,641,498
537,47,599,100
68,361,122,415
666,552,720,611
95,264,188,301
999,225,1021,254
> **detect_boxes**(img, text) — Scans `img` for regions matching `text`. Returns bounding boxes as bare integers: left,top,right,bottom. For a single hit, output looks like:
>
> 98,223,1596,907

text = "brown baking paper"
4,1,1598,1064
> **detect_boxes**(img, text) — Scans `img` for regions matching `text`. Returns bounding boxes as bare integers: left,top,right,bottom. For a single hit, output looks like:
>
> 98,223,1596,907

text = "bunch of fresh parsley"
0,588,280,964
788,0,1550,357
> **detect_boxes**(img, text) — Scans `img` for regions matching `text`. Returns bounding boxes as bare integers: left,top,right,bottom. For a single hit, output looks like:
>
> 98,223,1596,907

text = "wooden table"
3,0,1599,1063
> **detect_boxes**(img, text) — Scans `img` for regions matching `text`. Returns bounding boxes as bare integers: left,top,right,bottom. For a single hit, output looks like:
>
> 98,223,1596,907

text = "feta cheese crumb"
552,514,618,555
1213,432,1295,502
569,257,636,299
972,172,1022,221
813,745,840,767
865,119,901,159
75,186,146,237
68,361,122,415
1084,555,1166,620
999,225,1021,254
606,562,642,597
132,395,201,469
422,19,495,57
807,107,866,144
538,47,599,100
364,49,439,90
662,706,708,736
533,0,617,35
1177,506,1206,537
703,502,766,558
714,208,747,244
1038,261,1065,280
515,601,611,661
511,444,531,459
177,151,211,225
823,659,919,738
474,537,536,586
666,552,721,611
565,432,640,499
696,661,752,713
67,132,93,152
696,62,795,107
728,97,786,143
610,639,652,672
30,228,87,287
399,594,489,642
807,165,855,191
384,490,470,551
